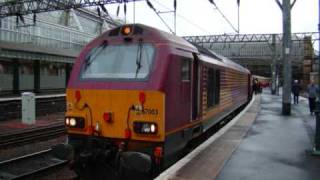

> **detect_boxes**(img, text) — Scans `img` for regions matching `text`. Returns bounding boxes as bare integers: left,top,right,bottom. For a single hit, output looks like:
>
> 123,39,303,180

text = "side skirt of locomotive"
162,101,248,168
202,101,246,132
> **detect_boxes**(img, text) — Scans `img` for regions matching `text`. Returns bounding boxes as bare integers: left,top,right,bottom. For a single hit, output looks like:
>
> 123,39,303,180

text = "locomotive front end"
64,25,167,179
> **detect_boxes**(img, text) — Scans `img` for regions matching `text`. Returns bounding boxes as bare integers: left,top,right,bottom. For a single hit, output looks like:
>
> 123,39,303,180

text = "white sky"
105,0,318,36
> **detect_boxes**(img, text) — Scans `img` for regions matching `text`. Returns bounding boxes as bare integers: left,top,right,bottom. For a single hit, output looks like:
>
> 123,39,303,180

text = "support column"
12,59,19,94
281,0,292,115
0,18,2,40
33,60,40,93
271,34,277,95
276,62,280,95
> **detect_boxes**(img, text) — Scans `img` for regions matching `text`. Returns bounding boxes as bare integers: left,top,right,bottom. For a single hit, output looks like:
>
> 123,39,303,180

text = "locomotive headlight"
150,124,156,133
65,117,85,129
133,122,158,134
65,118,70,125
70,118,77,126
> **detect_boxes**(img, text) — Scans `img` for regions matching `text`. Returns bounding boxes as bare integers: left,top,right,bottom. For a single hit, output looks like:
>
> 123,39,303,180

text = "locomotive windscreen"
80,43,155,80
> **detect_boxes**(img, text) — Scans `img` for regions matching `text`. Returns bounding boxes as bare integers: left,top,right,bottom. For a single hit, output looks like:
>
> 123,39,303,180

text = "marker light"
154,146,163,158
65,118,70,125
121,26,132,35
133,122,158,134
154,146,163,165
103,112,112,123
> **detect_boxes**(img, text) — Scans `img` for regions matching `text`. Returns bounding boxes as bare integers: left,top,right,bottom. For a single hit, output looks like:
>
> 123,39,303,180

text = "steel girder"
183,32,319,44
183,32,318,62
0,0,143,18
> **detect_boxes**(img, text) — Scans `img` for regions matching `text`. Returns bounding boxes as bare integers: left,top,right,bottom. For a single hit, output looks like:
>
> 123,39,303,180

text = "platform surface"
217,91,320,180
158,90,320,180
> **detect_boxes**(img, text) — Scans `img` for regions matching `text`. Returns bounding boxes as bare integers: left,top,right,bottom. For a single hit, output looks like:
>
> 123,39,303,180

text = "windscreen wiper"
84,41,108,70
135,40,143,78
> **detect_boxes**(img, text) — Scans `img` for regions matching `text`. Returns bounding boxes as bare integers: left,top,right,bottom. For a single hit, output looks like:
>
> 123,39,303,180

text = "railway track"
0,149,68,180
0,123,66,148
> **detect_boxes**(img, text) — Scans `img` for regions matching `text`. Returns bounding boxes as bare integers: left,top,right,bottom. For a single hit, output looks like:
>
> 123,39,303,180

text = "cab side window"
181,59,191,81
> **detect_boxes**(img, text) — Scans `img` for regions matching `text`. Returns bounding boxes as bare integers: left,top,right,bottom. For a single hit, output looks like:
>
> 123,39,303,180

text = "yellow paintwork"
66,89,165,142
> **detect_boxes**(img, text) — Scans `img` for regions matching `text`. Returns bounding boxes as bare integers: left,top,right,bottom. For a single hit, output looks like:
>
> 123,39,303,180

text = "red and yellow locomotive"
64,24,251,179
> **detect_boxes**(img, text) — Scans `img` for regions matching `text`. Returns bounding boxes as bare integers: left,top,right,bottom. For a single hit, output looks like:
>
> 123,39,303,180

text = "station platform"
157,90,320,180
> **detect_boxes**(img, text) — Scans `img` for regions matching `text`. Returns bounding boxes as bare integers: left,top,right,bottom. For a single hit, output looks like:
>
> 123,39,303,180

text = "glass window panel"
181,59,191,81
81,43,155,80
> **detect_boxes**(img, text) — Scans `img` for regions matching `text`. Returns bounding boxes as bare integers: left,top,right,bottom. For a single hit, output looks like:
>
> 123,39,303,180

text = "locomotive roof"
207,49,250,73
148,25,249,74
190,42,249,73
106,23,197,52
106,24,249,74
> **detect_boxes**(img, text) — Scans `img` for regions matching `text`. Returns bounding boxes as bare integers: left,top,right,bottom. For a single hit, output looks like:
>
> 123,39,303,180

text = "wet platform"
157,91,320,180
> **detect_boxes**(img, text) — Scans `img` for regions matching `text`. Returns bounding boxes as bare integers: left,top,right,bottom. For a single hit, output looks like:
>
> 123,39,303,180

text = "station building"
0,8,122,95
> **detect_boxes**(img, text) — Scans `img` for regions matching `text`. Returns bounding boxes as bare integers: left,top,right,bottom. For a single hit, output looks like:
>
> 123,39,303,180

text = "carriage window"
207,68,220,108
181,59,191,81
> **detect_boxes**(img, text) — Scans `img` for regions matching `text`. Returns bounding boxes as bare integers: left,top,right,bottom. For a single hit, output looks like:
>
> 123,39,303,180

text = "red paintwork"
164,54,192,131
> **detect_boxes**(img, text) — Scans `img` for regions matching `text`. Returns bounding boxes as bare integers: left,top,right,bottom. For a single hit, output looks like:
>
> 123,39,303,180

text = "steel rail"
0,149,52,165
0,149,68,179
0,123,66,148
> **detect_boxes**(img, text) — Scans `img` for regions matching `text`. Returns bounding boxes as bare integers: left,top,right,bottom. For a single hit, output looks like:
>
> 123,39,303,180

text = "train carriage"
63,24,251,179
